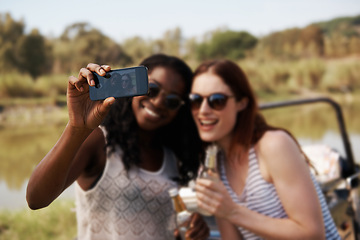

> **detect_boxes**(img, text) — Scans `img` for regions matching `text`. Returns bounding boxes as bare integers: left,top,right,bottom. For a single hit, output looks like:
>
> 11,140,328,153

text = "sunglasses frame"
189,93,234,111
147,82,185,110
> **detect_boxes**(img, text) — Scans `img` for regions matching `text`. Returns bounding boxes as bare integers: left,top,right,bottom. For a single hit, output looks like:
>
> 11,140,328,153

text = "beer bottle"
198,144,220,216
169,188,192,240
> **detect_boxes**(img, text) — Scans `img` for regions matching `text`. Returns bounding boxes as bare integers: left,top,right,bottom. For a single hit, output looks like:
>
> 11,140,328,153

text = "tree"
161,27,182,56
300,25,324,57
0,13,25,71
53,22,131,73
123,36,153,65
255,25,324,60
17,29,48,80
195,29,257,61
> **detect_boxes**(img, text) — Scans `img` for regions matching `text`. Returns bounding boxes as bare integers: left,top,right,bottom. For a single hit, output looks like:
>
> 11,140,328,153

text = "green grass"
0,200,76,240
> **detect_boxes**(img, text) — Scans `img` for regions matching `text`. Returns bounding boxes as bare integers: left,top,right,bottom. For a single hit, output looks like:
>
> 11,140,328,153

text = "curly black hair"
102,54,202,185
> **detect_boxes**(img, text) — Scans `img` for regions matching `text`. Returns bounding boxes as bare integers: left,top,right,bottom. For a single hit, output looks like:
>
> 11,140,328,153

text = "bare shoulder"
256,130,305,178
257,130,298,154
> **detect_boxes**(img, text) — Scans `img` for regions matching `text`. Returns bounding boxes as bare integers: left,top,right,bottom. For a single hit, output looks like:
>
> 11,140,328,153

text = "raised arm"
26,64,115,209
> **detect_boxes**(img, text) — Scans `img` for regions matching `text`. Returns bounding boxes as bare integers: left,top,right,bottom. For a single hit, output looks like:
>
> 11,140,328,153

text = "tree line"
256,15,360,60
1,12,360,80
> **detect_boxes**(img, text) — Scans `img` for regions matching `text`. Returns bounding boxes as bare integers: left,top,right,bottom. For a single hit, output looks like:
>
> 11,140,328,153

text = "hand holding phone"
89,66,148,100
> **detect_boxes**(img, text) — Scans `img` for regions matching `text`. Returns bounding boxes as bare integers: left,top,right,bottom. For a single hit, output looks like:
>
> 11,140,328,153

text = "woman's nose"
151,92,167,109
198,98,211,113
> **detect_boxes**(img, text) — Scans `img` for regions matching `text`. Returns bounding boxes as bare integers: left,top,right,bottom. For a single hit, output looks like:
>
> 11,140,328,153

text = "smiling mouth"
200,119,218,126
144,106,160,118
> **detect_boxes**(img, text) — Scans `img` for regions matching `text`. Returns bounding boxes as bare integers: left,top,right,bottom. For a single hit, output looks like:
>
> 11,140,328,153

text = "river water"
0,96,359,210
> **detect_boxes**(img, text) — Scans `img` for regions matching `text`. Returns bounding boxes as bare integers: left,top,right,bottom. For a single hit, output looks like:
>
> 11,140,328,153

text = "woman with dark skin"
26,54,209,240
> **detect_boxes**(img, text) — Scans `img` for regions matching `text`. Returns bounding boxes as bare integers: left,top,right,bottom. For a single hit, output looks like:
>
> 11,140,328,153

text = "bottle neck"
201,145,220,183
172,195,187,213
205,153,217,169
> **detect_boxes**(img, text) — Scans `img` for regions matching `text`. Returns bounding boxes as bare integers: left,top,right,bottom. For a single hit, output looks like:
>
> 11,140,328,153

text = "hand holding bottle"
169,188,210,240
195,172,238,220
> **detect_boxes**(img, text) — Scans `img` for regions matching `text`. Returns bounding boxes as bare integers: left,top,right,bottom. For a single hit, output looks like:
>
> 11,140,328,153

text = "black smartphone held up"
89,66,148,100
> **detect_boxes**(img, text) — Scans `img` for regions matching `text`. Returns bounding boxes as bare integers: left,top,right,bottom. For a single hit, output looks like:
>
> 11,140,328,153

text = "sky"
1,0,360,43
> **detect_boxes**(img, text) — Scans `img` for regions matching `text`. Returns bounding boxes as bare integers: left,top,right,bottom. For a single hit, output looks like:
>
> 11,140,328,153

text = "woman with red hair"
192,59,340,239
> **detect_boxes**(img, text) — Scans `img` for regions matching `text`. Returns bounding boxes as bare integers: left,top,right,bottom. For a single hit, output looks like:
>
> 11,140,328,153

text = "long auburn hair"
102,54,202,185
193,59,311,164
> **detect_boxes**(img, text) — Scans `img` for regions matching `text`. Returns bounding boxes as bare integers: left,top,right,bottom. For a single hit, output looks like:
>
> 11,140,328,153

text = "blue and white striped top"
219,147,340,240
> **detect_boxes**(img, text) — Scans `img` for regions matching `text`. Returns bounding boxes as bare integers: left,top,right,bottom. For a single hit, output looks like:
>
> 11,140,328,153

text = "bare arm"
26,64,115,209
26,125,92,209
216,218,243,240
196,130,325,240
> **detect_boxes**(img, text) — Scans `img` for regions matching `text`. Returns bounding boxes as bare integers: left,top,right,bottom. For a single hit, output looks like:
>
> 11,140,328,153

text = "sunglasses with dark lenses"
189,93,234,110
147,82,185,110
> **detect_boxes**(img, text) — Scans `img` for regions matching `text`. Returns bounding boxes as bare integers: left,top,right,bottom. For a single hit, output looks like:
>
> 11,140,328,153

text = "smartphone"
89,66,148,100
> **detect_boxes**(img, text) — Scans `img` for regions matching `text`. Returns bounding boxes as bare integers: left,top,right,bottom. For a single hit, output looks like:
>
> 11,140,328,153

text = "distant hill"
314,14,360,37
256,14,360,59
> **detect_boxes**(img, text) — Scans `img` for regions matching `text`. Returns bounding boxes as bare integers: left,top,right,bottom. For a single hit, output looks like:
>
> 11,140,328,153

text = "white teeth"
145,107,160,118
200,119,217,125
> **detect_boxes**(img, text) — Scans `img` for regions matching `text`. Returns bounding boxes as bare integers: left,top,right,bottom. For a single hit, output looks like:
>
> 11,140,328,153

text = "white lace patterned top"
219,147,340,240
75,129,179,240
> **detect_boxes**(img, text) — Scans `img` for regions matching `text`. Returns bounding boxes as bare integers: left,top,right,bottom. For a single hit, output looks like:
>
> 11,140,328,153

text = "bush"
0,73,68,99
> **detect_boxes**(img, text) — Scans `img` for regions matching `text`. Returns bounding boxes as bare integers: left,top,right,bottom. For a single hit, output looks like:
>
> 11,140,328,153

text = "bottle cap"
177,211,191,224
168,187,179,197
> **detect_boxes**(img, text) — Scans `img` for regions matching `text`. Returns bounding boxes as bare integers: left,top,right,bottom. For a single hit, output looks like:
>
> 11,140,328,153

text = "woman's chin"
199,133,218,143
